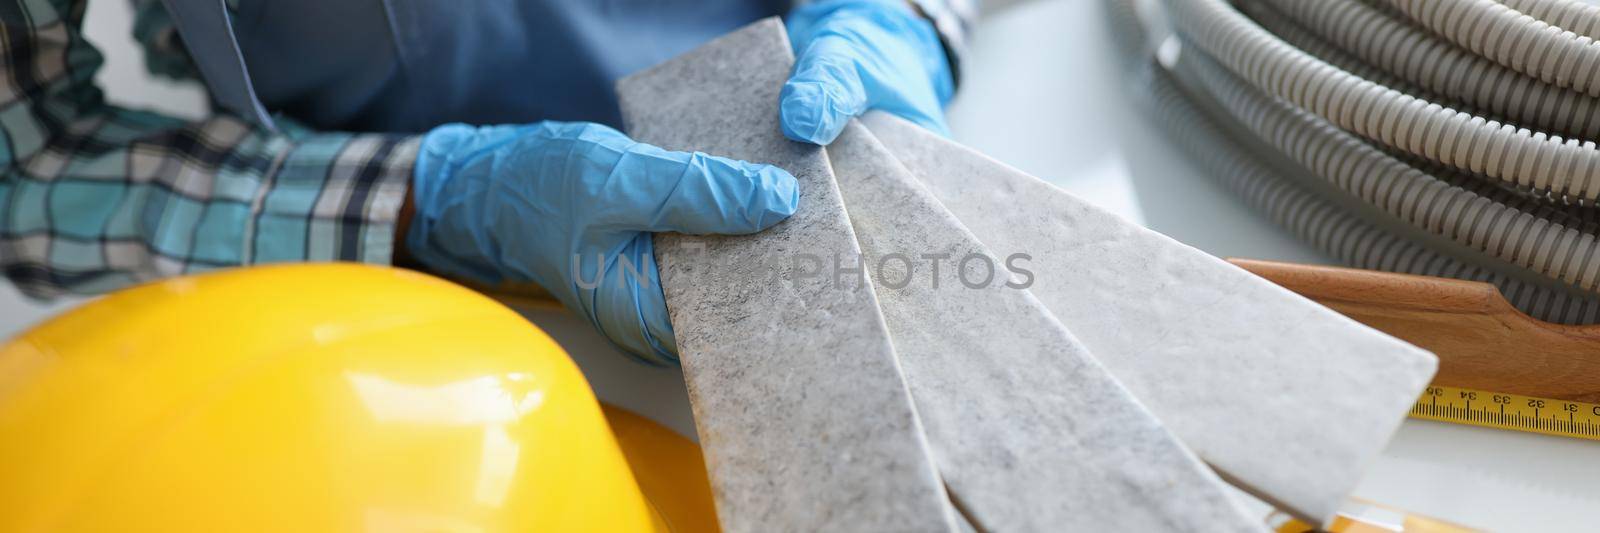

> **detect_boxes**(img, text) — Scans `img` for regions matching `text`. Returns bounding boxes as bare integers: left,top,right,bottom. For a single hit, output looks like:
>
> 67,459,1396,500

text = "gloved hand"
781,0,955,145
406,121,801,365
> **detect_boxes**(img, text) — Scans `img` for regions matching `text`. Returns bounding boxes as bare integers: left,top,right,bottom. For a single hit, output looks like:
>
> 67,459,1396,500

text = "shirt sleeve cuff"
908,0,977,88
250,133,421,267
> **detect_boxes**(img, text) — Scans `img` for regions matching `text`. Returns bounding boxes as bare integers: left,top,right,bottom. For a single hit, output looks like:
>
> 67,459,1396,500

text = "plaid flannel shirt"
0,0,418,299
0,0,972,300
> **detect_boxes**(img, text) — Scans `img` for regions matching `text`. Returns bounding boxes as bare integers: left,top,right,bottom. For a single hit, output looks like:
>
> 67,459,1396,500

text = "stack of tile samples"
617,18,1437,533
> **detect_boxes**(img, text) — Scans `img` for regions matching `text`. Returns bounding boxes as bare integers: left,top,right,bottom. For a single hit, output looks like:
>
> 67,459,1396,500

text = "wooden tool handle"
1229,259,1600,402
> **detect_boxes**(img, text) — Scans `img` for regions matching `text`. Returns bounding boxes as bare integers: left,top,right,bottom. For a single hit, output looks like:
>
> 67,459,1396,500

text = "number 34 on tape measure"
1411,385,1600,441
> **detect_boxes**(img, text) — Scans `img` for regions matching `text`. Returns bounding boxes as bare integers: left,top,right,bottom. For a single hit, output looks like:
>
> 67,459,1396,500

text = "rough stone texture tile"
862,111,1438,524
829,122,1262,532
616,20,956,533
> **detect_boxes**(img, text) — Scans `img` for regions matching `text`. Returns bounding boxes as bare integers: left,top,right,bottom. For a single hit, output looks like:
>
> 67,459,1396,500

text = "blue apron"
158,0,789,133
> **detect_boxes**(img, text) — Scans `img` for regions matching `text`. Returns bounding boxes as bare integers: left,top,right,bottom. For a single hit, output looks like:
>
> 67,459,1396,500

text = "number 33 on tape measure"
1412,386,1600,441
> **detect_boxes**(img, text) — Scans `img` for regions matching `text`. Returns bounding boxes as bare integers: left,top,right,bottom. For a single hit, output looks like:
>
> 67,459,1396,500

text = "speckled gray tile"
617,19,956,533
863,111,1437,524
829,121,1261,532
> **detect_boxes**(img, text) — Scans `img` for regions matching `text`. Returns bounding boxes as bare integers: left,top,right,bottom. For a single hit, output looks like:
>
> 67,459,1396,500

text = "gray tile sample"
616,20,957,533
862,111,1438,524
829,121,1262,532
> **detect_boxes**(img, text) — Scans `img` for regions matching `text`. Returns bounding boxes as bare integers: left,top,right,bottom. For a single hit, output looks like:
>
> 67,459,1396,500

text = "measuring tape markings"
1411,386,1600,441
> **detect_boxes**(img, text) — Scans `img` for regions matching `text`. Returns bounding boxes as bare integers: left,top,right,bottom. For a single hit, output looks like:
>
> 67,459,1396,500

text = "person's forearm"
394,183,419,268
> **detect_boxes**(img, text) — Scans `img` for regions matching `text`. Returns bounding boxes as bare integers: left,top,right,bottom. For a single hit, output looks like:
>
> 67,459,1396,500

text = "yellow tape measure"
1410,385,1600,441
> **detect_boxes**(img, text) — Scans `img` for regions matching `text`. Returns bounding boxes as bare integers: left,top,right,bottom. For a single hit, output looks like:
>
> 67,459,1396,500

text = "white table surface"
2,0,1596,530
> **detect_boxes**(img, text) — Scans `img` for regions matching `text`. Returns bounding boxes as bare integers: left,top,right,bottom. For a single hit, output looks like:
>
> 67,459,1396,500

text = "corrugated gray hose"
1101,0,1600,323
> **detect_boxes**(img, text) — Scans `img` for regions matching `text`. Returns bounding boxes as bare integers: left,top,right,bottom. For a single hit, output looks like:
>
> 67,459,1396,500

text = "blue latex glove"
406,122,801,365
782,0,955,145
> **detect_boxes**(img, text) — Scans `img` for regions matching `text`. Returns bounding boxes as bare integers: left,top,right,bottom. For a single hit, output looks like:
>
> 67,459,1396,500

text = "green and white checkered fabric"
0,0,418,299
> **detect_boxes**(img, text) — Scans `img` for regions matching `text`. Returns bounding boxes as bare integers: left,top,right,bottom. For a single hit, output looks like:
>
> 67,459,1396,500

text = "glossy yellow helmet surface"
0,264,673,532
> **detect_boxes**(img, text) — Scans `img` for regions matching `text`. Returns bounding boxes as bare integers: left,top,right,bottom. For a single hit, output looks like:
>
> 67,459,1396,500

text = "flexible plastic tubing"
1502,0,1600,41
1131,59,1600,323
1396,152,1600,228
1174,47,1600,293
1162,0,1600,202
1237,2,1444,103
1100,0,1600,318
1246,0,1600,142
1099,0,1600,321
1100,0,1150,61
1383,0,1600,97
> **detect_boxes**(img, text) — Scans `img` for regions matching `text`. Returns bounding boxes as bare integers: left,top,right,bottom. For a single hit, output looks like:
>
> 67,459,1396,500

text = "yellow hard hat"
0,263,713,532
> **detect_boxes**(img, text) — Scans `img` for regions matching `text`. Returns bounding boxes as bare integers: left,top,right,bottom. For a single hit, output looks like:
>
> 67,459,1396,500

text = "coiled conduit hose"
1105,0,1600,323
